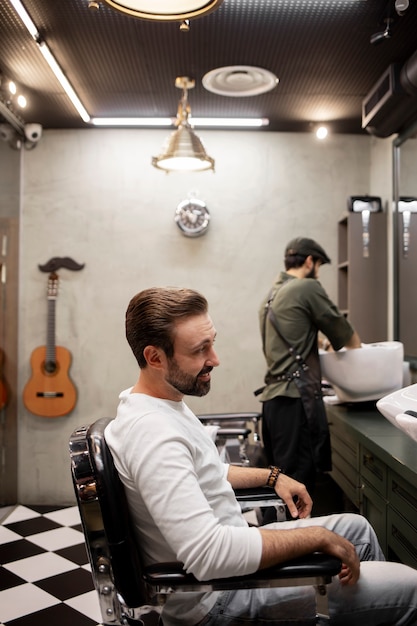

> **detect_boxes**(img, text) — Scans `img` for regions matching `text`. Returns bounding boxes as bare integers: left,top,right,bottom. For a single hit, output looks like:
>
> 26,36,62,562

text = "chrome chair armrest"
198,412,262,441
217,427,252,438
234,486,287,520
198,412,262,423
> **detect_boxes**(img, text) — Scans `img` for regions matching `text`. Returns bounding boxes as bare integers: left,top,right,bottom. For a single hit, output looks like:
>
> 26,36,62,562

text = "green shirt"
258,271,354,401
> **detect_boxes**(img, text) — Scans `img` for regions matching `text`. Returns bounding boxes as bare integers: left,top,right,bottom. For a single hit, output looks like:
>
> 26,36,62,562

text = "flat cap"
285,237,331,264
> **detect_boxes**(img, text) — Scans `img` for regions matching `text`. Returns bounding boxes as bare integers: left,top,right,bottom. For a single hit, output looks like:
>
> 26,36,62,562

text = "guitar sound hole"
45,361,57,374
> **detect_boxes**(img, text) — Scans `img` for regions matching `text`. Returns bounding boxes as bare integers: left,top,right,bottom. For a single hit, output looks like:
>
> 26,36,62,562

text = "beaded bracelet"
266,465,281,488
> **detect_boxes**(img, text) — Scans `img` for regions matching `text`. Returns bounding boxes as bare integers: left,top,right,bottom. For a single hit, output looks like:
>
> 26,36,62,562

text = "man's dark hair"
126,287,208,368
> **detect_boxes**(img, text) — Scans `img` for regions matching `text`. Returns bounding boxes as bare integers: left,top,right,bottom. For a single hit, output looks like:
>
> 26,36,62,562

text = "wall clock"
175,198,210,237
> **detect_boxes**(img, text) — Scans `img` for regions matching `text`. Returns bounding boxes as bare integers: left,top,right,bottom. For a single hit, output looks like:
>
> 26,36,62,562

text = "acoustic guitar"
0,348,7,411
23,272,77,417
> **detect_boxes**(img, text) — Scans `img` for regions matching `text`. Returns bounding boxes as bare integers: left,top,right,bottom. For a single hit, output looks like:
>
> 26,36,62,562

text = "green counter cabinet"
326,402,417,569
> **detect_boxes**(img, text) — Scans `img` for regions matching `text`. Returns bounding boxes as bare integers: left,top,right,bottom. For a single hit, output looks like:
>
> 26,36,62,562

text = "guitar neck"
46,297,56,366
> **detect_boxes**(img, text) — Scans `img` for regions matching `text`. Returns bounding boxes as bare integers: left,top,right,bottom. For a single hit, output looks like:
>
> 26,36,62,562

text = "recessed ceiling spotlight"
17,94,27,108
316,126,328,140
202,66,278,97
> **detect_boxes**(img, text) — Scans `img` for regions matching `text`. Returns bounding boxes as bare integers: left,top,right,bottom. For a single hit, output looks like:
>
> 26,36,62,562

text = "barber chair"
198,412,285,522
69,418,341,626
198,412,263,466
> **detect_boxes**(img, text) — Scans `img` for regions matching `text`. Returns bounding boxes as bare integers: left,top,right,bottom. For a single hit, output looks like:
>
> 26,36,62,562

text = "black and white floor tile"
0,504,103,626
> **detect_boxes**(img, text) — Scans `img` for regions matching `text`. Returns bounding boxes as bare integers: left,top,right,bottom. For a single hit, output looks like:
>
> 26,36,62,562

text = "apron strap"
262,288,309,372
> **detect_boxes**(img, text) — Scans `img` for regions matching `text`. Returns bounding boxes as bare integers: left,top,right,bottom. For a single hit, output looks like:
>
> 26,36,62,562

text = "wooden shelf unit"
337,212,388,343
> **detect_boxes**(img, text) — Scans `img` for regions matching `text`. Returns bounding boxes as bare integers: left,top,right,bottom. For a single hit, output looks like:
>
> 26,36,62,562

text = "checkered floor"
0,504,103,626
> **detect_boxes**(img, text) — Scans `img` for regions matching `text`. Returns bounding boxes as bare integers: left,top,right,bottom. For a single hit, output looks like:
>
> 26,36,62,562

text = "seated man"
105,287,417,626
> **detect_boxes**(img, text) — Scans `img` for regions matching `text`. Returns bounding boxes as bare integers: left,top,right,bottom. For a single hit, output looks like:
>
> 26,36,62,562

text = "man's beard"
306,265,317,279
166,358,213,397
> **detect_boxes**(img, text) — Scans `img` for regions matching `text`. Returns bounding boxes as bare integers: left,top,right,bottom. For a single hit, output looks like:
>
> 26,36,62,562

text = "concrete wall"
17,128,375,504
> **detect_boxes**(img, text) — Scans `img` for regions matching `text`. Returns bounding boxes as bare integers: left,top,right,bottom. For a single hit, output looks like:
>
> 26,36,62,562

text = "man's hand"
227,465,312,519
274,473,312,519
344,330,361,350
320,528,360,585
338,562,358,585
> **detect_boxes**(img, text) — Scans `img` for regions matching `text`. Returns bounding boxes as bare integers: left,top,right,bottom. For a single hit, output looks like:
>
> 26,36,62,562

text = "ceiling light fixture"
192,117,269,127
316,125,328,140
16,94,27,108
38,42,90,122
1,74,27,111
0,75,25,135
8,0,90,123
91,116,269,128
152,77,215,173
0,76,42,149
91,0,223,23
91,117,174,126
9,0,38,37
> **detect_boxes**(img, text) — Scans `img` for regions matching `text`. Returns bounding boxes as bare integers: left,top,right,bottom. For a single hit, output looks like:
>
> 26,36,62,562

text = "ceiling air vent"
362,64,417,138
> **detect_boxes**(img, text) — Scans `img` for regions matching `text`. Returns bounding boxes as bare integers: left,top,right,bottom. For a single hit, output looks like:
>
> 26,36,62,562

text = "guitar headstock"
47,272,59,300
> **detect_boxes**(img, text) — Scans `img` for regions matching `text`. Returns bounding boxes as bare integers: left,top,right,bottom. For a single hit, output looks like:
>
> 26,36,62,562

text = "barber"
257,237,361,498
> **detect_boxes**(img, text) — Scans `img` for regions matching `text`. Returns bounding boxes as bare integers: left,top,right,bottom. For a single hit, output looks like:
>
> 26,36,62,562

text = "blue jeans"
195,513,417,625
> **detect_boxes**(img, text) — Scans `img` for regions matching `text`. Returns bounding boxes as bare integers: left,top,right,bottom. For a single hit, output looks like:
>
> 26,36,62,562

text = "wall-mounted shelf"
337,212,387,342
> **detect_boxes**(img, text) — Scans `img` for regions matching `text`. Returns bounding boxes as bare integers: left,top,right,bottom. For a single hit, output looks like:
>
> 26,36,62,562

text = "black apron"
291,344,332,472
257,288,332,472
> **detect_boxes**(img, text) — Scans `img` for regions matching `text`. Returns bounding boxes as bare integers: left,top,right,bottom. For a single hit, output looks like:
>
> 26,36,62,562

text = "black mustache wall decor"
38,257,85,272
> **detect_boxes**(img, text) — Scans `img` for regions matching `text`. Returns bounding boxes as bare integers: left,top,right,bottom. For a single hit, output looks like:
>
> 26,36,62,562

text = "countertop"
325,401,417,486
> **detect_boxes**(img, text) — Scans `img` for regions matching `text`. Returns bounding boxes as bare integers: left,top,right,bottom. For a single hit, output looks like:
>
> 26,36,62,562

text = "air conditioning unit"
362,62,417,138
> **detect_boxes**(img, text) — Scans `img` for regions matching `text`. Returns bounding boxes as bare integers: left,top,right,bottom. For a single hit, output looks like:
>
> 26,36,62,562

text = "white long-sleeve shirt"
105,389,262,625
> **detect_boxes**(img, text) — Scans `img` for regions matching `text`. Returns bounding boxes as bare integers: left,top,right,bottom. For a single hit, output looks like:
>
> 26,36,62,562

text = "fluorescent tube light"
8,0,39,39
192,117,269,127
91,117,269,128
38,41,90,123
91,117,174,126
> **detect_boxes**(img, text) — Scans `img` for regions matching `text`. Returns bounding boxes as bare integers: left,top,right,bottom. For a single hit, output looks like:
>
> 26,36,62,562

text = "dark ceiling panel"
1,0,417,133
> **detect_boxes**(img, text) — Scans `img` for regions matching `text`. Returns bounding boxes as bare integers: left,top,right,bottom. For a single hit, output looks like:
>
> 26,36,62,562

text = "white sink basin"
320,341,404,403
377,383,417,443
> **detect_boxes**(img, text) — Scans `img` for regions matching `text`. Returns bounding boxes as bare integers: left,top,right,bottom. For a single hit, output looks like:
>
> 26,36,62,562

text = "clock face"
175,199,210,237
